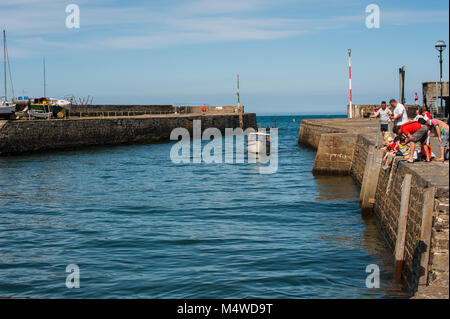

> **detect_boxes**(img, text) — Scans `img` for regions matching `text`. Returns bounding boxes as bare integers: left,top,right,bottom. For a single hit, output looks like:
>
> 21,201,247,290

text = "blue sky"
0,0,449,114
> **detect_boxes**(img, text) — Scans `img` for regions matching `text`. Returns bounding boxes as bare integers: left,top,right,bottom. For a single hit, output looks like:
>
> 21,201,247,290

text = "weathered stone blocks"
0,113,257,155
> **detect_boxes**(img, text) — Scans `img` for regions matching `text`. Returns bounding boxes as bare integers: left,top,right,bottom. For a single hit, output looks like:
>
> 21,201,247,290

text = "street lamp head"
348,49,351,56
435,40,446,52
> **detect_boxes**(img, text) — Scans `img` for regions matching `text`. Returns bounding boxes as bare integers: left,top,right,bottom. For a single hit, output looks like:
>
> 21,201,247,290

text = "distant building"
422,82,449,118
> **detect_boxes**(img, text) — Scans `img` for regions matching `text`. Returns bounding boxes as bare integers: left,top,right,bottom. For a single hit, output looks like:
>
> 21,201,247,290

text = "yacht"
0,30,15,118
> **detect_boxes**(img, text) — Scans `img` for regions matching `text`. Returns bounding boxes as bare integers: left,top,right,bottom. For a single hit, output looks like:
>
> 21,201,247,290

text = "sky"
0,0,449,114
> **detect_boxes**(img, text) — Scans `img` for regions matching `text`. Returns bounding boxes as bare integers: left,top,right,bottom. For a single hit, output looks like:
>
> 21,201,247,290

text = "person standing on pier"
390,99,408,127
428,118,449,162
414,106,432,123
370,101,392,142
393,121,431,163
414,107,433,160
414,92,419,105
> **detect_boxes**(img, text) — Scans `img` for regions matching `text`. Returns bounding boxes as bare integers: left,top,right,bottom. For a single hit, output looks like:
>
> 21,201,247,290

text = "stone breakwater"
298,118,449,299
0,113,257,156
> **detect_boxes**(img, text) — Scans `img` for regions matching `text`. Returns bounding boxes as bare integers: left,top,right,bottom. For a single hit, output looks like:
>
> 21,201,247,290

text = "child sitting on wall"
397,137,410,159
382,136,399,169
379,134,394,151
382,136,410,169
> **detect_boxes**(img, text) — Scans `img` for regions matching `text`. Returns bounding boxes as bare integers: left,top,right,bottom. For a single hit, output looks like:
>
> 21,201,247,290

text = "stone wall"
347,104,421,120
298,118,449,298
70,104,174,113
350,131,449,296
312,133,358,175
423,82,449,101
70,105,240,115
242,113,257,130
0,113,257,155
426,196,449,297
350,134,373,186
347,104,379,119
298,119,360,175
187,106,240,114
298,120,345,149
372,160,447,293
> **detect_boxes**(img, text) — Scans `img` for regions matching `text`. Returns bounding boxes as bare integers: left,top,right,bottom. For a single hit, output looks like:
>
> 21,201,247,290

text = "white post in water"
348,49,353,119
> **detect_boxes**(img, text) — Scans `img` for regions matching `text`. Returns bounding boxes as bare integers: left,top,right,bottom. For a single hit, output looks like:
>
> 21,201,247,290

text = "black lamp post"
435,40,446,118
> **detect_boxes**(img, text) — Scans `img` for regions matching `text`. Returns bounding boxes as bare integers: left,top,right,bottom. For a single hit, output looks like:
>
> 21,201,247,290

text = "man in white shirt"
370,101,392,142
390,99,408,126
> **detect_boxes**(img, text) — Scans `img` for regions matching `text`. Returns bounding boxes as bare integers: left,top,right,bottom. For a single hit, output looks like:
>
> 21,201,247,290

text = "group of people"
370,99,449,169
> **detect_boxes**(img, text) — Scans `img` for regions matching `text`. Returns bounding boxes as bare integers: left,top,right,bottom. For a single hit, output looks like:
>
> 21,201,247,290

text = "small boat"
27,109,53,119
247,132,271,155
28,58,72,118
0,100,15,118
0,30,16,118
29,97,72,118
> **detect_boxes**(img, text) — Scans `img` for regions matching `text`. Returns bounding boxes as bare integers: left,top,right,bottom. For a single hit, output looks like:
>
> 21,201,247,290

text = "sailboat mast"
43,57,46,97
3,30,6,101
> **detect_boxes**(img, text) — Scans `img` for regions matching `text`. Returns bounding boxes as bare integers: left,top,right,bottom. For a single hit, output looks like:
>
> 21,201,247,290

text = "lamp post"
435,40,446,118
348,49,352,118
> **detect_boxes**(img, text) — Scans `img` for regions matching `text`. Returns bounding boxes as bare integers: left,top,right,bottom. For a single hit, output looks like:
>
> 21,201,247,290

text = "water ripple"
0,115,407,298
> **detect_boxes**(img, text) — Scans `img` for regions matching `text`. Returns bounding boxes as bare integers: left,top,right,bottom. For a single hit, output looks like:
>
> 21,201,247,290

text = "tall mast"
43,57,46,97
348,49,352,118
3,30,6,101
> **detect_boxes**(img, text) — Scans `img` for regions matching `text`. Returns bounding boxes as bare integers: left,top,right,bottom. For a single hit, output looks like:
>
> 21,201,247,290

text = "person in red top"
393,121,430,163
399,121,422,135
389,141,399,152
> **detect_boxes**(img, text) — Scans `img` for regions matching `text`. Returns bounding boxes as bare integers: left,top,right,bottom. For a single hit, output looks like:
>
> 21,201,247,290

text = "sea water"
0,115,408,298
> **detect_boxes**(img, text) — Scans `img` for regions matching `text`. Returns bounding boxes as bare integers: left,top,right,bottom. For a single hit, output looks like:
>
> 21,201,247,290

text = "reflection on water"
314,175,360,201
314,175,408,298
360,214,408,297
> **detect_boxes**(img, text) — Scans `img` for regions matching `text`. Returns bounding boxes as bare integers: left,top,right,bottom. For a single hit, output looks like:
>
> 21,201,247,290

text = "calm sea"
0,115,408,298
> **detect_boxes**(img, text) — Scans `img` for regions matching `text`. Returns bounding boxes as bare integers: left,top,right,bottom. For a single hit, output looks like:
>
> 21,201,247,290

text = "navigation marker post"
348,49,353,119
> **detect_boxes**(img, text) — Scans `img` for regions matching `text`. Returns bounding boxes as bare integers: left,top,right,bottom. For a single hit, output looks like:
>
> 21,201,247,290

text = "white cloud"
180,0,274,14
382,10,449,25
0,0,448,57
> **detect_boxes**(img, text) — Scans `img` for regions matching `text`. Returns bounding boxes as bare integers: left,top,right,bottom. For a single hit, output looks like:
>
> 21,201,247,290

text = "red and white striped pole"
348,49,352,118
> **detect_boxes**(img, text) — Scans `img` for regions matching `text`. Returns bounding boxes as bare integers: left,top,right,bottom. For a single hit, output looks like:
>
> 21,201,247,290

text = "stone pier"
298,118,449,299
0,113,257,156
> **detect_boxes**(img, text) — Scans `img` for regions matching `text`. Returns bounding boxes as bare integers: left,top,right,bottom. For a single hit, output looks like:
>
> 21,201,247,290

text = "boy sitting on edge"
383,136,410,169
382,136,399,169
380,135,394,151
